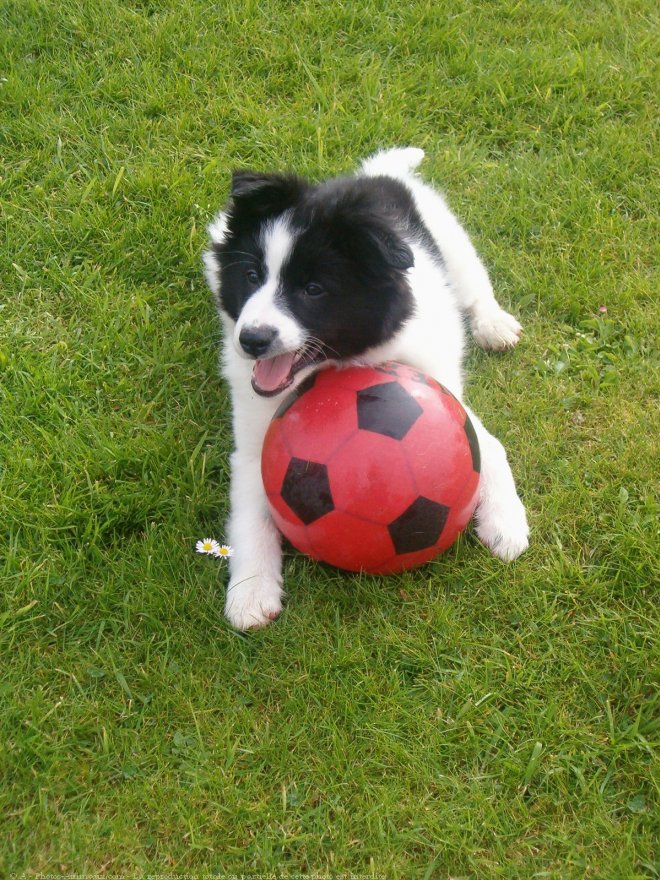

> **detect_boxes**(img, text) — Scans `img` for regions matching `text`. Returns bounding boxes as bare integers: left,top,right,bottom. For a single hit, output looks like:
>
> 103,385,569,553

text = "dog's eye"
246,269,260,285
304,283,324,298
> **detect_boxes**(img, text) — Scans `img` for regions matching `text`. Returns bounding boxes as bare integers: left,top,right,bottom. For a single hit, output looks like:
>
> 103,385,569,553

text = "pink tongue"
253,352,297,393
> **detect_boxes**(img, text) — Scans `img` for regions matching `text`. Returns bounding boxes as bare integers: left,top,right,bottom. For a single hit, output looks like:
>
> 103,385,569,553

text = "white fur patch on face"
202,248,220,294
233,215,304,357
202,211,229,295
208,211,229,244
262,214,294,280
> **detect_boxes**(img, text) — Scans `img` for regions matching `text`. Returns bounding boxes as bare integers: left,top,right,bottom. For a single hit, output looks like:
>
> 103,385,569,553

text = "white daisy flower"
214,544,234,559
196,538,220,555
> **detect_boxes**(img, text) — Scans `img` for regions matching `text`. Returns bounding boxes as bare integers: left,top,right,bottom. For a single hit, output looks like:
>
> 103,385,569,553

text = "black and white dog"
203,148,529,630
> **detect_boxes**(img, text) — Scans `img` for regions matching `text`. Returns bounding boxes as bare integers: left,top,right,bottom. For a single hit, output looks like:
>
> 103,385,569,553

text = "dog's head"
204,170,415,396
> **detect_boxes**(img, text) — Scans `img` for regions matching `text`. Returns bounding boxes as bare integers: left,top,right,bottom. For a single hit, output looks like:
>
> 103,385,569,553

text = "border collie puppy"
204,148,529,630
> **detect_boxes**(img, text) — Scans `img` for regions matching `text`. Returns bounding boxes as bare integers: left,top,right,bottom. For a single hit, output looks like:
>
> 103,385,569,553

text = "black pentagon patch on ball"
356,381,423,440
463,413,481,474
281,457,334,525
388,496,450,555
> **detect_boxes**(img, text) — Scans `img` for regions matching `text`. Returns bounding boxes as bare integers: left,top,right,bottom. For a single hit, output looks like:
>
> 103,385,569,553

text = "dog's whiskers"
220,249,259,260
301,336,340,360
219,259,253,271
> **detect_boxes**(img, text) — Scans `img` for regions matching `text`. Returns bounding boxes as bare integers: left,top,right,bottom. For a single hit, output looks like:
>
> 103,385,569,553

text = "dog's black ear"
229,170,307,220
362,224,414,271
324,189,414,273
231,170,280,198
331,210,414,273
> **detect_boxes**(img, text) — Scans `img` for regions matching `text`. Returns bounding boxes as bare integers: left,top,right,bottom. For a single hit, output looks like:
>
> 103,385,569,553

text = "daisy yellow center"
202,541,214,551
218,547,229,556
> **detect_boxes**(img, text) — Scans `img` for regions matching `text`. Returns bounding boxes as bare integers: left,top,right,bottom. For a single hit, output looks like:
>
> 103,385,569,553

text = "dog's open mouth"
251,347,327,397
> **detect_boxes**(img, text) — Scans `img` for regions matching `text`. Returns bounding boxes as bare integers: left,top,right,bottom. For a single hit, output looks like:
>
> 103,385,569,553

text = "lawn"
1,0,658,876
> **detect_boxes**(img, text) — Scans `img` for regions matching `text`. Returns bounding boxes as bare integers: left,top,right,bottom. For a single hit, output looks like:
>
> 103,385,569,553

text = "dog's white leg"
221,344,285,630
437,217,521,350
463,405,529,561
439,222,521,350
224,448,285,630
376,165,522,352
455,252,523,353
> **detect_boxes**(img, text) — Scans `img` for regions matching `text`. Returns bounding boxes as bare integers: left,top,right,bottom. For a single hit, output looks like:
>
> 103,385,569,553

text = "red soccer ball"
261,362,481,574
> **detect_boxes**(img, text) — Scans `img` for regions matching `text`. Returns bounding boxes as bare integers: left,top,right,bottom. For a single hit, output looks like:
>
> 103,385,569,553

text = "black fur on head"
229,171,308,225
278,178,416,359
214,171,417,360
211,171,308,320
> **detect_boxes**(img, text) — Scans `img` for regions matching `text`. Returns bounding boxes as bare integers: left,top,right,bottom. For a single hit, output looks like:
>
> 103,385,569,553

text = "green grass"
1,0,658,875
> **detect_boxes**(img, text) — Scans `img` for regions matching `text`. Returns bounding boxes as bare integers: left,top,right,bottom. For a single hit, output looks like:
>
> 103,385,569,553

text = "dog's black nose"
239,325,278,358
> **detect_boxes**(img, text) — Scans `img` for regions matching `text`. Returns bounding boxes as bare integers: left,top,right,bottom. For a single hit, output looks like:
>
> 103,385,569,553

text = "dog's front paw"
475,494,530,562
224,577,284,630
471,307,522,351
